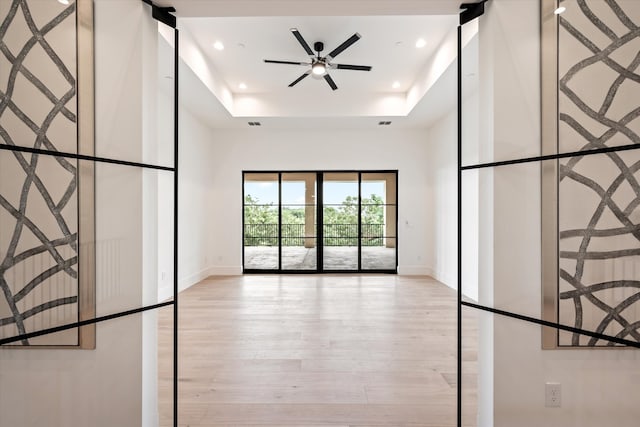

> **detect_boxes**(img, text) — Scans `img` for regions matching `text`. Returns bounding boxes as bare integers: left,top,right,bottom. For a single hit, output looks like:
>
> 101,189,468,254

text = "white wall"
0,4,220,425
206,127,431,275
155,36,174,301
426,82,479,300
427,108,457,286
478,1,640,426
0,2,167,426
176,75,218,290
155,31,219,298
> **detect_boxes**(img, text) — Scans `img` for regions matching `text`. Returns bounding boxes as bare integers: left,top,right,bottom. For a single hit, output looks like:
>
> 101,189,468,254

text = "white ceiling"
157,1,479,129
156,1,468,17
181,15,457,94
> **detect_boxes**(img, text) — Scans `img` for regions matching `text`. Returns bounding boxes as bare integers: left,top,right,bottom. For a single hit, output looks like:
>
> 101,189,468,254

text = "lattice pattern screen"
557,0,640,346
0,0,88,346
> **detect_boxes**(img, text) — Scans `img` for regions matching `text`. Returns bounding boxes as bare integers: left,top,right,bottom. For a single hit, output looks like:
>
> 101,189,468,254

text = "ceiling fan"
264,28,372,91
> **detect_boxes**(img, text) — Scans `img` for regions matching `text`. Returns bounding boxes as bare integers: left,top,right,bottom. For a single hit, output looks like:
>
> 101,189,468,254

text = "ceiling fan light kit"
312,62,326,76
264,28,372,91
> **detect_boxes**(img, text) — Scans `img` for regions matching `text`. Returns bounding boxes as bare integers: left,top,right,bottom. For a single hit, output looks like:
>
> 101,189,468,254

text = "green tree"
282,207,305,224
322,194,385,246
244,195,277,245
245,193,386,247
362,194,384,224
244,194,277,224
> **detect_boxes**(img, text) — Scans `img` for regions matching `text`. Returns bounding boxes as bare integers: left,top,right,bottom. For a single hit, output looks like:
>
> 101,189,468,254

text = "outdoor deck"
244,246,396,270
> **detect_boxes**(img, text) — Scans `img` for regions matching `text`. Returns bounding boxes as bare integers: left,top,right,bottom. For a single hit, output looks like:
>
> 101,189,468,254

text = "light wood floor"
158,275,478,427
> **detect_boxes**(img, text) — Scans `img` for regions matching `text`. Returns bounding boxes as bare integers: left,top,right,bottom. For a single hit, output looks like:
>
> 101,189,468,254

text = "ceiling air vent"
378,121,392,126
248,121,262,126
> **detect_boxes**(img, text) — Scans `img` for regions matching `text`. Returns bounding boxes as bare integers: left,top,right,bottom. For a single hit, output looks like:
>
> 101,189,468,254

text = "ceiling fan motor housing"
264,29,371,90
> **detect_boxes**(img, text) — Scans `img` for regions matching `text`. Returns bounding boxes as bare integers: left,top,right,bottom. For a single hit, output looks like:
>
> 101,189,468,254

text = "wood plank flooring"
158,275,478,427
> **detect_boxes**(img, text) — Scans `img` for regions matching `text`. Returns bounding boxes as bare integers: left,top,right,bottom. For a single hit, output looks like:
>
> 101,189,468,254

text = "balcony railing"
244,223,385,246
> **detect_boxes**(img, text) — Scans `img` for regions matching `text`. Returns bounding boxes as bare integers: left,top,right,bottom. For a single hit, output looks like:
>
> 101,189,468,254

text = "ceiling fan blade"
264,59,309,66
324,74,338,91
326,33,361,60
335,64,372,71
290,28,315,57
289,71,311,87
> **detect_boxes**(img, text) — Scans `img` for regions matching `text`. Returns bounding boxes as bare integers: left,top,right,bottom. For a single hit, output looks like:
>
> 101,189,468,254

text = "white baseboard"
178,266,214,292
175,266,242,294
181,266,454,287
398,265,433,276
433,269,456,289
426,269,479,301
206,266,242,276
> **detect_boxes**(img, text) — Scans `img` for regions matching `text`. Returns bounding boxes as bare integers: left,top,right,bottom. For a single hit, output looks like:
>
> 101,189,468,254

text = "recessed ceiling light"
392,81,400,89
554,6,566,14
415,38,427,48
213,41,224,50
239,83,247,90
58,0,70,4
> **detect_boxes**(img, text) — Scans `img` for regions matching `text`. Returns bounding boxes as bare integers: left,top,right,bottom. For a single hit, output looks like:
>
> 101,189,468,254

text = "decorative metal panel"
0,0,94,348
542,0,640,347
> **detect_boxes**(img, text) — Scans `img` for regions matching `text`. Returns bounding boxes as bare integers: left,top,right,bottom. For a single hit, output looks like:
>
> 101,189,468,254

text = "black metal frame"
172,24,179,427
456,2,640,426
1,2,180,426
242,170,399,274
278,173,283,270
456,22,463,427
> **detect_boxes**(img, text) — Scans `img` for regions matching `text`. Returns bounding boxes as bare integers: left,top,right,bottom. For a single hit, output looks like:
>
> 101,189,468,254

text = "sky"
244,179,386,205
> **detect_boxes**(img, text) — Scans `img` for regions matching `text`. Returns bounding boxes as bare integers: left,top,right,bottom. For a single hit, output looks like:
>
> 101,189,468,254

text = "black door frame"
243,170,398,274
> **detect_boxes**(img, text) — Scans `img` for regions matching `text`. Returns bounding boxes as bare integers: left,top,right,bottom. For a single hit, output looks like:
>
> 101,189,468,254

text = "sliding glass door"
322,173,360,270
281,173,317,270
243,173,279,270
243,171,397,273
361,172,397,271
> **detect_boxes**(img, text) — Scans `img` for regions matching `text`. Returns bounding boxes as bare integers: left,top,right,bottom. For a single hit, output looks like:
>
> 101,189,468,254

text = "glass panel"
557,0,640,156
361,172,397,271
459,29,481,427
0,306,174,426
461,22,482,168
92,0,175,168
558,149,640,347
0,154,174,346
469,152,640,347
361,238,396,270
460,0,541,167
153,21,177,169
471,160,540,315
244,173,279,270
323,173,358,270
158,304,175,426
461,305,480,427
95,162,175,312
282,173,316,270
0,0,79,153
0,151,80,345
462,305,640,427
462,167,480,301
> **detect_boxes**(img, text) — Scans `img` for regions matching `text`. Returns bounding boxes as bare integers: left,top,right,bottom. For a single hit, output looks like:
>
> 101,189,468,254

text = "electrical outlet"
545,383,561,408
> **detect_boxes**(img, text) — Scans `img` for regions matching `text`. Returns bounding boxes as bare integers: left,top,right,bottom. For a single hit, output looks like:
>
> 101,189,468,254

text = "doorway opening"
243,170,398,273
